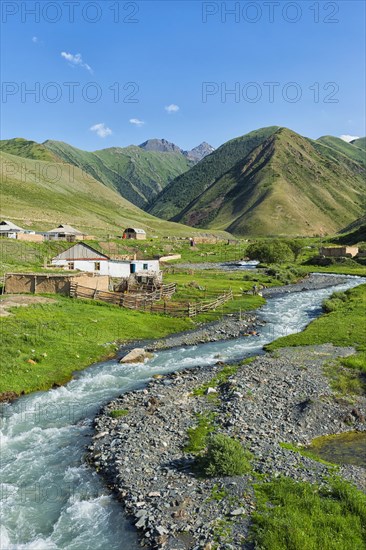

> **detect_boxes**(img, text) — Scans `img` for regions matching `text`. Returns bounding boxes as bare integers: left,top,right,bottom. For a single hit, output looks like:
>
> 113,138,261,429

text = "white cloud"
90,123,112,138
61,52,93,73
32,36,38,43
339,134,360,143
165,104,180,114
129,118,145,127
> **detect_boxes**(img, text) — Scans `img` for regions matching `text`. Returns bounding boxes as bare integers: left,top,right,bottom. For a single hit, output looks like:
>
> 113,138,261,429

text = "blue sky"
1,0,365,150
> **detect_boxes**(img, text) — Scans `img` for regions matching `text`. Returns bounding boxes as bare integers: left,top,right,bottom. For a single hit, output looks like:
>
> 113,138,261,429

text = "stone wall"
17,233,44,242
320,246,359,258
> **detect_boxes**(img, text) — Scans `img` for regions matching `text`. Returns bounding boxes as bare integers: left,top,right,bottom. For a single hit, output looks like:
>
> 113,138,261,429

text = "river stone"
119,348,153,364
93,431,108,439
230,507,246,516
135,516,147,528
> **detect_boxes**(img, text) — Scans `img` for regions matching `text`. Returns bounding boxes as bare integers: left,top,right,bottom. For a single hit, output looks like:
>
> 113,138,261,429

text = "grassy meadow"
0,295,193,396
1,234,365,396
251,476,366,550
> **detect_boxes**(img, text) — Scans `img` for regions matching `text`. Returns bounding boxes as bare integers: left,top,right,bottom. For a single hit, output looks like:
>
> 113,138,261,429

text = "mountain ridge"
42,139,193,208
2,127,365,237
148,126,280,220
138,138,215,162
150,127,366,236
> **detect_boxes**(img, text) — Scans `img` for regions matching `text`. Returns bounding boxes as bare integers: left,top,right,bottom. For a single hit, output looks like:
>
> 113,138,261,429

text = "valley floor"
88,345,366,549
0,272,357,400
87,282,366,549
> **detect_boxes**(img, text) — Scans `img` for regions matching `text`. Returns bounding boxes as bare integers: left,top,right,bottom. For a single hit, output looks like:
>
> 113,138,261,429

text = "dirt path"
0,295,56,317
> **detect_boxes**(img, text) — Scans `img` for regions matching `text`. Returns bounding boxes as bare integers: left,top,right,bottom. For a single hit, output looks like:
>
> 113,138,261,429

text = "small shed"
0,220,25,238
319,246,359,258
123,228,146,240
45,224,86,242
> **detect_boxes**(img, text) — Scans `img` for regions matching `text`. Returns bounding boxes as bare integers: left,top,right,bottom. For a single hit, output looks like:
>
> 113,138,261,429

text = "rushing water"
0,276,364,550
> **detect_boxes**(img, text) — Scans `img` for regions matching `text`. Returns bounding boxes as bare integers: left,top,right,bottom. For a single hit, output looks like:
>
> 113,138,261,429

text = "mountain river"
0,275,364,549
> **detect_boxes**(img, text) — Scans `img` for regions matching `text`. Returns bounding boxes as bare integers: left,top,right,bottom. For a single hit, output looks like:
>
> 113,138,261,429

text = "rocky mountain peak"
139,139,183,154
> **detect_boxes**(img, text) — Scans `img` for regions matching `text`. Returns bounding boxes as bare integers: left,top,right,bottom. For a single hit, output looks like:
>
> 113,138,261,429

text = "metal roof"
0,220,25,232
52,242,110,261
124,227,146,234
46,224,84,235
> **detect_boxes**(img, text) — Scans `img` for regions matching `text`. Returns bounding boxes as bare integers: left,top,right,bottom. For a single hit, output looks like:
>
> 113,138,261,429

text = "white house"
51,242,160,278
0,220,25,238
45,224,88,241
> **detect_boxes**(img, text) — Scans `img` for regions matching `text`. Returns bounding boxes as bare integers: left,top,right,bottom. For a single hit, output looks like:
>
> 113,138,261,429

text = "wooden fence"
69,283,232,318
187,290,233,317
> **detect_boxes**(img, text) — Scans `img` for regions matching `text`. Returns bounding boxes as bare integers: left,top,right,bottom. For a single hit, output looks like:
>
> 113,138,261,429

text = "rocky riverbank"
115,274,351,357
114,312,260,362
146,313,260,352
261,273,353,298
87,344,366,549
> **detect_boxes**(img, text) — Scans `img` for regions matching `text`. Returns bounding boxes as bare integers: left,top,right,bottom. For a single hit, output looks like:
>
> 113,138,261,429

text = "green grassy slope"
171,128,366,236
351,137,366,150
0,150,222,237
0,296,192,396
148,126,280,220
315,136,366,167
0,138,59,162
43,139,192,208
339,214,366,234
335,214,366,245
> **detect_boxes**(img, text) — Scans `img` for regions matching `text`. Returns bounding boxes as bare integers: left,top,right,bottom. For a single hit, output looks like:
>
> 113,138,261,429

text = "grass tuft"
251,476,366,550
109,409,129,418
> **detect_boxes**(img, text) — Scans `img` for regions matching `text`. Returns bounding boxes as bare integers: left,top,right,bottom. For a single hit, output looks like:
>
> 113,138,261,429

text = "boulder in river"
119,348,154,364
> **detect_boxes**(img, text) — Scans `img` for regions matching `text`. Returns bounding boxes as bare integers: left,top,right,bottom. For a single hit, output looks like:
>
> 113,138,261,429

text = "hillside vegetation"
0,138,58,162
151,127,366,236
2,128,365,239
315,136,366,167
148,126,280,220
0,150,223,237
42,140,193,208
335,215,366,245
351,137,366,150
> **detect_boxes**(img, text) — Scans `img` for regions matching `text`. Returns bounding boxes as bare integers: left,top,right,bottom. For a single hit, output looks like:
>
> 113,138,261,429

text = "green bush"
287,240,304,259
305,255,360,267
184,413,216,454
323,291,348,313
264,265,304,285
247,240,295,264
202,434,252,477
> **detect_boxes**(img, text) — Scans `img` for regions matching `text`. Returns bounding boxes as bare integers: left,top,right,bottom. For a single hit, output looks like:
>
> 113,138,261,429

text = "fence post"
70,282,75,298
